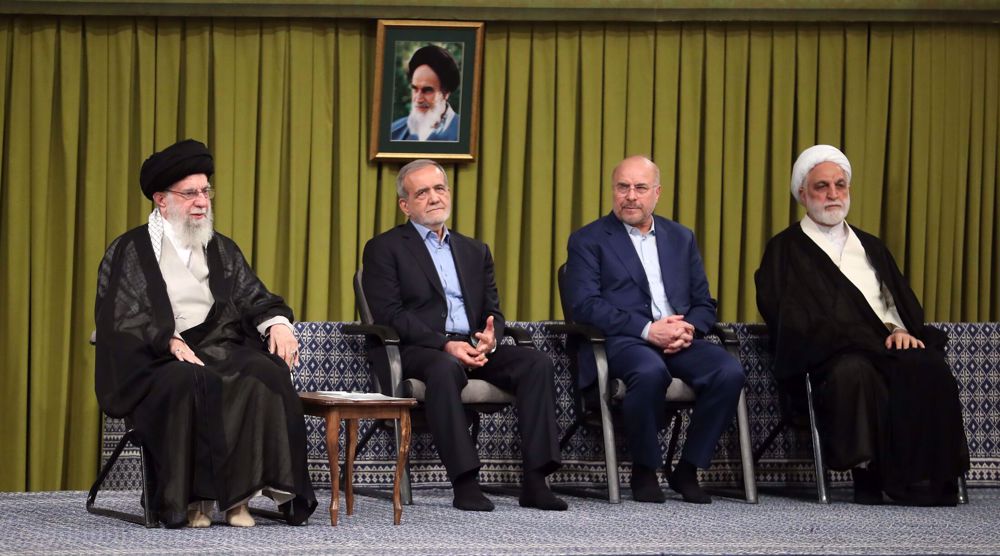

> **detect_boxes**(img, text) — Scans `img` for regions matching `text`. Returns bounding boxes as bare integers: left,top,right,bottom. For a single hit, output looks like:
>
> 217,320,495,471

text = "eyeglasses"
165,187,215,201
614,183,656,196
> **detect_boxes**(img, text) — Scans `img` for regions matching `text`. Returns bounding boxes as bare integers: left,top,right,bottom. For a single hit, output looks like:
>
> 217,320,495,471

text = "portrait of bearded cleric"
390,43,464,142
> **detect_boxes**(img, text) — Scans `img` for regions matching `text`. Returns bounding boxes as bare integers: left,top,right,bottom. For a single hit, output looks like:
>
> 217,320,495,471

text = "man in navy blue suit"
564,155,745,504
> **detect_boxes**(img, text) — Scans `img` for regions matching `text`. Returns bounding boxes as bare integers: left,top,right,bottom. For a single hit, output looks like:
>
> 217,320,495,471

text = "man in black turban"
138,138,215,199
390,44,462,142
95,139,317,527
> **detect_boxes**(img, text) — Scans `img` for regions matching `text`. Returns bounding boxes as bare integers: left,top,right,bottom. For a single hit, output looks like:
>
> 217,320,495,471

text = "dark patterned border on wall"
99,321,999,491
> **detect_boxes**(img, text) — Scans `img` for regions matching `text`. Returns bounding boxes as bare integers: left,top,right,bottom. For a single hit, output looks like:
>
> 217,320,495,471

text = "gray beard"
406,101,448,141
164,207,214,250
806,198,850,227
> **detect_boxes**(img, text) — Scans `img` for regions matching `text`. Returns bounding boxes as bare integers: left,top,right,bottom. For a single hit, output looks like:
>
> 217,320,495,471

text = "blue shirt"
411,221,471,334
623,221,675,340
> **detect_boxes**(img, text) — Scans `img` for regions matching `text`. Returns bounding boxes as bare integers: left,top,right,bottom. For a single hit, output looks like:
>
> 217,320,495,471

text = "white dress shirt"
623,221,676,340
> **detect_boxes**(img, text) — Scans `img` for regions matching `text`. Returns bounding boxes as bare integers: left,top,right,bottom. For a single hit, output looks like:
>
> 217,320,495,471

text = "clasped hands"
444,315,497,369
168,324,300,370
647,315,694,354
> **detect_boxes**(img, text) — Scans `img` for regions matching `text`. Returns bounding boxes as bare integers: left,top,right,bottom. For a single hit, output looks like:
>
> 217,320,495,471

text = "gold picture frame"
370,20,484,162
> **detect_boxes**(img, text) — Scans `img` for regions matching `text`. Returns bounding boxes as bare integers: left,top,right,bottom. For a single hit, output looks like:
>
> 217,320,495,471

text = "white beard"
163,201,214,249
806,197,850,227
406,101,448,141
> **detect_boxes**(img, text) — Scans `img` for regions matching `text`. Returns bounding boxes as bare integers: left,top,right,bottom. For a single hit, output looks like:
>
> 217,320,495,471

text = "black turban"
407,45,461,94
139,139,214,200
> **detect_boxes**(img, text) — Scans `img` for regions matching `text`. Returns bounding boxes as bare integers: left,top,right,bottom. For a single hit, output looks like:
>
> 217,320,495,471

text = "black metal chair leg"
958,473,969,504
470,413,482,445
87,429,160,527
87,432,130,511
138,444,158,527
559,419,584,450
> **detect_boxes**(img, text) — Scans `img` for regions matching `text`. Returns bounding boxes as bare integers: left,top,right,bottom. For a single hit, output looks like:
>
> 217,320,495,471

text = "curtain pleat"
1,16,998,490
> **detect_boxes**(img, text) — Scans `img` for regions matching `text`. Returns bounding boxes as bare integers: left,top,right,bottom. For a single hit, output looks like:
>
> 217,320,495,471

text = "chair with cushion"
86,331,158,528
551,264,757,504
342,267,532,505
88,332,303,526
746,321,829,503
749,323,968,504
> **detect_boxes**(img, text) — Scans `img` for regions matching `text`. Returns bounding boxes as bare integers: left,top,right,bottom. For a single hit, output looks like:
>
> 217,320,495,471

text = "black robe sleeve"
95,228,176,417
754,224,943,381
95,228,294,418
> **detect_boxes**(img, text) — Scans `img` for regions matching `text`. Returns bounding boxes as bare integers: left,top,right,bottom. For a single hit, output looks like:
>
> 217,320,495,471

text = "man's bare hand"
663,334,693,354
473,315,497,354
885,329,925,350
648,315,694,353
444,340,488,368
268,324,300,369
168,337,205,366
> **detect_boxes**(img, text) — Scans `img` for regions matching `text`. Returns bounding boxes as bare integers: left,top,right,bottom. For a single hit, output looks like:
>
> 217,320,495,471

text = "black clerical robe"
95,225,316,527
755,222,968,499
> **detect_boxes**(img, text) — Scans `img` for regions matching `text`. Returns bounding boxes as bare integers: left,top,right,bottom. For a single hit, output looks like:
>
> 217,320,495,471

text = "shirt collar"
623,219,656,237
410,220,450,244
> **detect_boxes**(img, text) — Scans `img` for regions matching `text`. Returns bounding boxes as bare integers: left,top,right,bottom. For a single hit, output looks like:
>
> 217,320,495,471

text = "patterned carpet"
1,488,997,555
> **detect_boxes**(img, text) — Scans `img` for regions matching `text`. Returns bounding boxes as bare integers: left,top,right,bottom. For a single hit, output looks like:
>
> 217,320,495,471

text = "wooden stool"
299,392,417,525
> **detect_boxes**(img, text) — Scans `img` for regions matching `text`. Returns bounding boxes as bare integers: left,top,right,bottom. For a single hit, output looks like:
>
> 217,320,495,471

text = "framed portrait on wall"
369,20,484,162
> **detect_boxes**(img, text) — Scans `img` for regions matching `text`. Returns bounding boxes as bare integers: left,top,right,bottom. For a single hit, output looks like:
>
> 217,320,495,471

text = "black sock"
852,466,884,505
452,471,494,511
519,470,568,511
630,464,666,503
668,459,711,504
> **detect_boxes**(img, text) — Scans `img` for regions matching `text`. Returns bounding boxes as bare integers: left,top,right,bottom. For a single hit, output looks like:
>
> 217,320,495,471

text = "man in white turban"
754,145,969,506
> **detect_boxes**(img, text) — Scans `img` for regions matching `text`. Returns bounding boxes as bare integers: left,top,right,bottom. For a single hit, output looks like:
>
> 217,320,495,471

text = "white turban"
790,145,852,202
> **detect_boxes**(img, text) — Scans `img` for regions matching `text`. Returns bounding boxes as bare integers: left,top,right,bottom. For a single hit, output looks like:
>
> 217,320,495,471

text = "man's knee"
715,356,746,393
419,354,469,391
825,354,881,390
154,363,200,394
619,358,670,394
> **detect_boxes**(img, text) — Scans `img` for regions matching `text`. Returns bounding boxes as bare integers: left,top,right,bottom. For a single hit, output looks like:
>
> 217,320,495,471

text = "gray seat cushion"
400,378,516,404
609,378,696,403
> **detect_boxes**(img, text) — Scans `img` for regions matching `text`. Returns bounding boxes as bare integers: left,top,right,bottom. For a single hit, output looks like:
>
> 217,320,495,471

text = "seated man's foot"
630,465,666,503
667,460,711,504
851,467,884,505
452,472,495,512
225,504,255,527
186,507,211,528
887,480,958,507
519,471,568,511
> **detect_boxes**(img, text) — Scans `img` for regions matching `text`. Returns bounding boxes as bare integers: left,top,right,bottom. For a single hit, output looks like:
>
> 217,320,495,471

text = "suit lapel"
400,224,446,300
654,218,681,303
602,214,652,298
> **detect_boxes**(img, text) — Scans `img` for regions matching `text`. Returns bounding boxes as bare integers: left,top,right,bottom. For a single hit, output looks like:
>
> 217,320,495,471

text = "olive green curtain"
1,16,998,491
